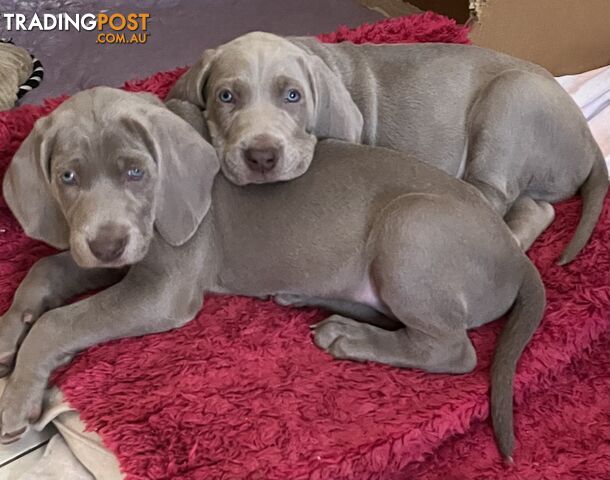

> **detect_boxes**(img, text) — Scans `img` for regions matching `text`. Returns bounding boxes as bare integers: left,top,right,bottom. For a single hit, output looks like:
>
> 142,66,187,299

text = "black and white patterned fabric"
17,54,43,99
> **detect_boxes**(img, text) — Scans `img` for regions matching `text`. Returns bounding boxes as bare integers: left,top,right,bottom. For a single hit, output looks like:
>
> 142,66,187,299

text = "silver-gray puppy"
167,31,608,265
0,88,542,461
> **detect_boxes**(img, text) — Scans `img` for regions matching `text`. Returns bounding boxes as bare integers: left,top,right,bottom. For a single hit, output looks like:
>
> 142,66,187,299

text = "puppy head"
167,32,363,185
3,87,219,268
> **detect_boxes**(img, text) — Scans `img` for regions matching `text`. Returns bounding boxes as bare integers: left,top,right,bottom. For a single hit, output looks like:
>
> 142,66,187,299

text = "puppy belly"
351,279,384,311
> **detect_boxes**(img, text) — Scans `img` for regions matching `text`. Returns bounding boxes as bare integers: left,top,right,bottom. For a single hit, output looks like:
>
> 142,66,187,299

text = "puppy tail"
557,150,608,265
490,260,545,460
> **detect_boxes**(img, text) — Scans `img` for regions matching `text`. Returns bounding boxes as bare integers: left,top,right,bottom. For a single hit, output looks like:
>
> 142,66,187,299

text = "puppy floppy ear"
166,49,216,108
305,55,363,143
165,98,208,140
125,104,219,246
2,115,70,249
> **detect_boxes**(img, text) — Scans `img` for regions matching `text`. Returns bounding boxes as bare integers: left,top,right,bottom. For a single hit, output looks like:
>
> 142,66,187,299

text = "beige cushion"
0,42,32,110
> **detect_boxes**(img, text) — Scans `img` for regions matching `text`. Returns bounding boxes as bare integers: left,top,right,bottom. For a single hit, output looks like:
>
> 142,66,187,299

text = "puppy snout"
244,148,278,172
242,135,282,173
87,223,129,263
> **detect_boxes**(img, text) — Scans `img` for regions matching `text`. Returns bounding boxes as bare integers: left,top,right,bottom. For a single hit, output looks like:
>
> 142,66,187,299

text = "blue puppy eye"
219,89,234,103
127,167,144,181
285,89,301,103
60,170,77,185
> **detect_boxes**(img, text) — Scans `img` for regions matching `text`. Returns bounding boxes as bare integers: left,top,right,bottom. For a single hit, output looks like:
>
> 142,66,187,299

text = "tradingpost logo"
1,12,150,44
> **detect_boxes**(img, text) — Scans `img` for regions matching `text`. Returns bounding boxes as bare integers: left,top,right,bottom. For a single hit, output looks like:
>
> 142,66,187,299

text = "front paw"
0,377,43,443
0,310,36,377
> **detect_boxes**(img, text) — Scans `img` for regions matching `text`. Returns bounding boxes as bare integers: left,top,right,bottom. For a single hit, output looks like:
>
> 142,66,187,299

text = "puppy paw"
0,377,43,444
0,352,15,378
312,315,372,361
0,310,35,378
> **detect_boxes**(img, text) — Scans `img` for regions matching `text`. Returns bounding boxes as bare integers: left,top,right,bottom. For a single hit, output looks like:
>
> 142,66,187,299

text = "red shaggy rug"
0,13,608,480
398,333,610,480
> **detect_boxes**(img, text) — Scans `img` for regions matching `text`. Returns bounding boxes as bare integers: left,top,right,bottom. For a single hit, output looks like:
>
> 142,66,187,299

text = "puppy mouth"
220,163,269,186
71,234,149,269
221,160,287,186
245,172,284,184
100,241,151,269
71,248,129,269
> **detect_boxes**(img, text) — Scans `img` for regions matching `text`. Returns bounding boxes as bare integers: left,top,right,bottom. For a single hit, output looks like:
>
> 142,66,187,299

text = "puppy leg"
275,294,401,330
312,314,476,373
310,192,520,375
311,196,477,374
463,71,558,219
0,259,201,443
0,252,125,377
464,70,595,252
504,197,555,251
464,180,512,216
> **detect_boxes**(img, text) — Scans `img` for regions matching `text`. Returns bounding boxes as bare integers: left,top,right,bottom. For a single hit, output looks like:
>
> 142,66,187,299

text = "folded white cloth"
1,379,122,480
17,387,123,480
556,66,610,174
18,434,94,480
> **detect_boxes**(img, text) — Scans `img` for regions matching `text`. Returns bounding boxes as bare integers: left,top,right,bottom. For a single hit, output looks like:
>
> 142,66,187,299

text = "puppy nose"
87,223,128,262
244,147,279,173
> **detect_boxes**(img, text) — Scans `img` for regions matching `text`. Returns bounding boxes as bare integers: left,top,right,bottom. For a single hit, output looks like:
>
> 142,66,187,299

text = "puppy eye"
127,167,145,181
60,170,77,186
218,89,234,103
285,89,301,103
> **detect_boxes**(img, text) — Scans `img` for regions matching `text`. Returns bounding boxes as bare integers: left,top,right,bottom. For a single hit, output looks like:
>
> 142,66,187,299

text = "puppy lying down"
168,32,609,264
0,88,544,460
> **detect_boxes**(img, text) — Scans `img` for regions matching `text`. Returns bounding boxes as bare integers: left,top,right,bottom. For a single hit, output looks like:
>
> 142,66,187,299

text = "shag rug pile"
0,12,607,479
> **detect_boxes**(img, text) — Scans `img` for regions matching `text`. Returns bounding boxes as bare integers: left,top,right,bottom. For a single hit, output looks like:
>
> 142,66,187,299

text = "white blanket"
555,66,610,174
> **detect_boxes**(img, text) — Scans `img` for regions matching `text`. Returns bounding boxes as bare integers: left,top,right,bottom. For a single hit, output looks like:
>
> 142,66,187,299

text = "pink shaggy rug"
0,13,608,480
